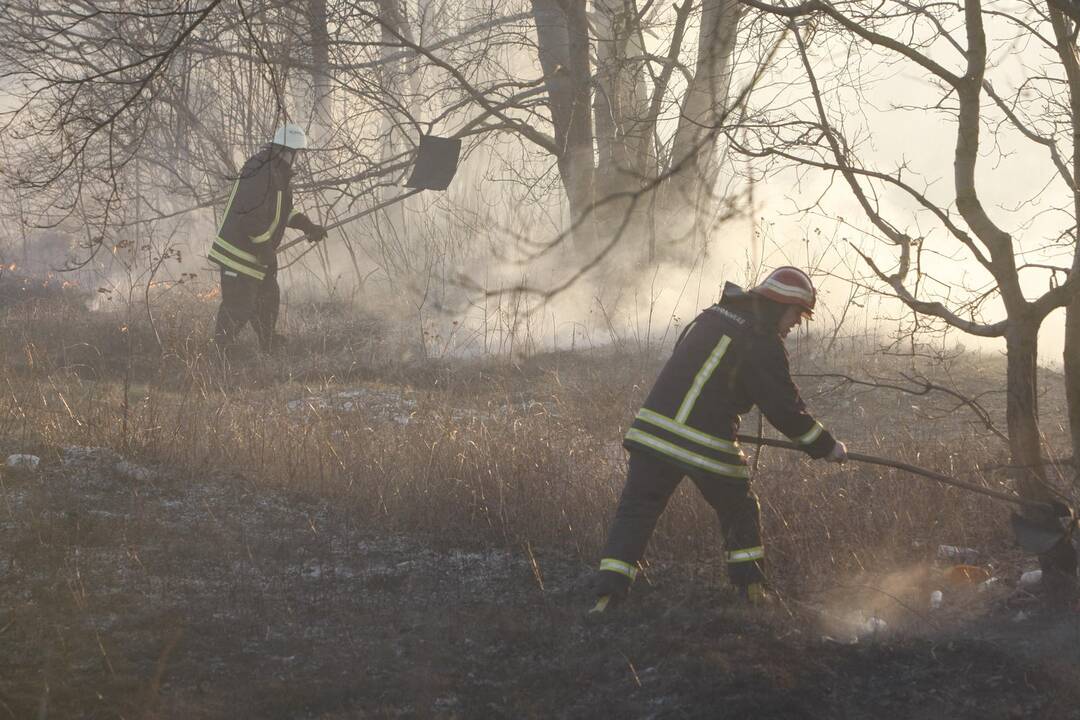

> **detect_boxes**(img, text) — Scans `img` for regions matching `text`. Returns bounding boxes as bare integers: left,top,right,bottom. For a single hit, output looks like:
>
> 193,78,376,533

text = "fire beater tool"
277,133,461,254
736,434,1076,555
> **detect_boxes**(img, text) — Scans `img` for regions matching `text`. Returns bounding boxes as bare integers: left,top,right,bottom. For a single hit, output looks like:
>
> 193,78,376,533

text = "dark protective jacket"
624,283,836,480
208,147,314,280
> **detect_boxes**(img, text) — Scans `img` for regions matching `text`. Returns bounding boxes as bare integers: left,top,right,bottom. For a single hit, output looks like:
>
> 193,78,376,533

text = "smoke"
812,564,934,641
242,136,765,359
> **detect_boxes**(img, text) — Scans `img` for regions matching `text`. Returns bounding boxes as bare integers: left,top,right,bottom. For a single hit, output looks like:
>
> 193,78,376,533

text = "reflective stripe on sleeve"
599,558,638,580
219,181,240,225
635,408,742,455
624,428,749,479
251,190,283,244
725,546,765,563
792,421,824,445
675,335,732,423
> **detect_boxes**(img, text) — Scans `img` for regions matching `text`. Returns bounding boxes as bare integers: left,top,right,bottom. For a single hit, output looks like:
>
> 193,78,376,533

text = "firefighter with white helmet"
590,266,847,613
208,122,327,353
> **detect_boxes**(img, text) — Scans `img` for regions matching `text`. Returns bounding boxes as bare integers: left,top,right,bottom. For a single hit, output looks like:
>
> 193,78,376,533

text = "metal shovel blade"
405,134,461,190
1011,509,1070,555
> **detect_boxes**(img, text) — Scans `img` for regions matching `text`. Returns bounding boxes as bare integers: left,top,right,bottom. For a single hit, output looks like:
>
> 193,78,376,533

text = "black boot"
589,569,633,615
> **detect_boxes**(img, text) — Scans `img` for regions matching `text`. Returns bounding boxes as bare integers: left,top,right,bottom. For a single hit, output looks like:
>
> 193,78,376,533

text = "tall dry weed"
0,288,1066,593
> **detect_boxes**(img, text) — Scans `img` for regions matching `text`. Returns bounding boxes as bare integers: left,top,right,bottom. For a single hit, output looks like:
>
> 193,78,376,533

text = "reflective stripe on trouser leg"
690,474,765,587
595,558,639,596
599,558,638,580
725,546,764,563
724,546,765,587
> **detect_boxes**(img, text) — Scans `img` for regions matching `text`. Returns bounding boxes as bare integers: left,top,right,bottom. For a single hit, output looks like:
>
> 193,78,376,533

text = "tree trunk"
592,0,659,262
531,0,595,247
1068,292,1080,476
1006,322,1046,498
1007,320,1077,591
593,1,654,194
592,1,621,184
377,0,409,183
660,0,741,258
307,0,333,141
1045,3,1080,483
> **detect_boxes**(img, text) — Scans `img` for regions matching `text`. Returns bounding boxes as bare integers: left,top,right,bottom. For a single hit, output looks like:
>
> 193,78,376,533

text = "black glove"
306,223,328,243
289,213,328,242
255,245,276,267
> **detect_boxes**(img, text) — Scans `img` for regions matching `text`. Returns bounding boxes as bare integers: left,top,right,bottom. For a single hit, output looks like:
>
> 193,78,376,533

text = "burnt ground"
3,449,1080,719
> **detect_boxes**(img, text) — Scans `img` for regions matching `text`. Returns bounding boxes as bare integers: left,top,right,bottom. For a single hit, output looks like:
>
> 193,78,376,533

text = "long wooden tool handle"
735,434,1040,508
277,187,424,254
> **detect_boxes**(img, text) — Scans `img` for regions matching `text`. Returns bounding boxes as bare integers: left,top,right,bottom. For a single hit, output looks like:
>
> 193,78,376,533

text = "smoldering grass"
0,288,1048,597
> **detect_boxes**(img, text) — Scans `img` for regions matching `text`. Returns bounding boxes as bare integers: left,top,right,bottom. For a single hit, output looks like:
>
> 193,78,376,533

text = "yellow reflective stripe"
675,335,732,423
251,190,283,244
589,596,612,614
625,428,749,478
725,546,764,563
793,421,824,445
219,180,240,227
212,236,260,264
208,249,265,280
288,207,301,221
635,408,741,455
599,558,638,580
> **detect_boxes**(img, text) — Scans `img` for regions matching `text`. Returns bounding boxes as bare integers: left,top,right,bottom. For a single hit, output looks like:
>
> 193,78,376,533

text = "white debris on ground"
937,545,979,564
114,459,154,482
284,385,559,426
818,609,891,644
1020,569,1043,587
56,446,159,486
860,616,888,636
62,445,119,466
5,454,39,469
286,387,418,425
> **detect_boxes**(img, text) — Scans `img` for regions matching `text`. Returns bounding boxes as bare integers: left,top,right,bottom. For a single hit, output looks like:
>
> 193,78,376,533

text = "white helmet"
271,123,308,150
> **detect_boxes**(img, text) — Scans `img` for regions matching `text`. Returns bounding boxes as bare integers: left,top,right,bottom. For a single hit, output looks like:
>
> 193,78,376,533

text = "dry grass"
4,281,1080,717
1,280,1069,596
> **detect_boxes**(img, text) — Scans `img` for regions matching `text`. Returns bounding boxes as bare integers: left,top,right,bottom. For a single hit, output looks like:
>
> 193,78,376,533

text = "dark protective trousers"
213,267,280,352
597,449,764,596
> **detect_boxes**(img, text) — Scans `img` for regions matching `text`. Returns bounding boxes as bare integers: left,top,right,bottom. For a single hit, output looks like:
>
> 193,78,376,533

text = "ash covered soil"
3,448,1080,719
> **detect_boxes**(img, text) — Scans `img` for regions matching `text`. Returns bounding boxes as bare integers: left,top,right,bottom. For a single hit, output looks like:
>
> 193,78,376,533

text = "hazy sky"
717,15,1075,369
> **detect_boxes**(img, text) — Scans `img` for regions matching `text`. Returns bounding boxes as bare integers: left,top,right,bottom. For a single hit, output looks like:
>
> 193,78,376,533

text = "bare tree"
733,0,1079,583
0,0,770,304
531,0,750,263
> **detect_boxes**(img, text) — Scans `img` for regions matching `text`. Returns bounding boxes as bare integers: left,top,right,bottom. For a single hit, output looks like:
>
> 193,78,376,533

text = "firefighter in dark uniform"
591,267,848,612
208,123,328,353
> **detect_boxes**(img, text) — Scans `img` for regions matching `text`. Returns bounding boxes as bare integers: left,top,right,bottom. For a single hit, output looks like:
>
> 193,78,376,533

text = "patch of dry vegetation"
3,282,1079,716
2,282,1071,592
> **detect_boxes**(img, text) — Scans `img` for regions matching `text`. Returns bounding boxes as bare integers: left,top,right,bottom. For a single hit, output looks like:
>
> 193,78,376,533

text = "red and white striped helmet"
749,266,816,317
